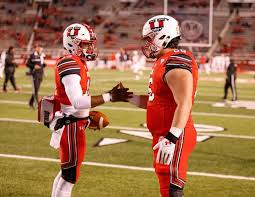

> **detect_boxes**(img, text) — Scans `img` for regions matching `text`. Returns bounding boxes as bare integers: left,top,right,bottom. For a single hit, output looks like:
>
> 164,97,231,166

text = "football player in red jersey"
50,23,132,197
129,15,198,197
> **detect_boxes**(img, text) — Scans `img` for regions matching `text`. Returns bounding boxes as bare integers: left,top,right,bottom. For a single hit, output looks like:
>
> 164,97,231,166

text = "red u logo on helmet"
67,27,81,37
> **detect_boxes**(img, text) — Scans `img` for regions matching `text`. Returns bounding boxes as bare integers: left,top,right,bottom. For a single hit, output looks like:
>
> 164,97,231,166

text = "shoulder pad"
57,55,80,80
164,50,193,73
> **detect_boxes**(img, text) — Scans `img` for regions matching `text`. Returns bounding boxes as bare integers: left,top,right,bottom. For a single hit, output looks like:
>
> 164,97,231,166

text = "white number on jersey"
148,70,154,101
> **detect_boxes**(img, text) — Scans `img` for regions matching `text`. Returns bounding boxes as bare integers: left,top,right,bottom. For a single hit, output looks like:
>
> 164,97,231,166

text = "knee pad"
170,184,184,197
61,167,77,184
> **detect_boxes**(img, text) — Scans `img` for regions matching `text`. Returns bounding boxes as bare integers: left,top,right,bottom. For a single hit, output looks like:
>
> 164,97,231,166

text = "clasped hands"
108,82,133,102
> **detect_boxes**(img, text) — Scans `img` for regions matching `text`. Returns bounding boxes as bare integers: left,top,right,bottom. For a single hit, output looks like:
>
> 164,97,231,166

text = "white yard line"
1,99,255,119
88,106,255,119
0,99,214,105
108,125,255,140
197,93,255,99
0,100,27,105
1,91,50,95
192,112,255,119
0,153,254,181
197,132,255,140
2,91,255,99
195,101,215,104
0,118,38,124
0,118,255,140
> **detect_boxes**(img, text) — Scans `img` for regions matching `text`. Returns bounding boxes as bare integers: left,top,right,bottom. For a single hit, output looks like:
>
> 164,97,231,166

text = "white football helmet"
141,15,181,58
63,23,98,61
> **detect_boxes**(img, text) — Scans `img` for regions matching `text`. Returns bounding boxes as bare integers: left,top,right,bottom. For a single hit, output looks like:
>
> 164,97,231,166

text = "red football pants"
152,127,196,197
60,120,88,182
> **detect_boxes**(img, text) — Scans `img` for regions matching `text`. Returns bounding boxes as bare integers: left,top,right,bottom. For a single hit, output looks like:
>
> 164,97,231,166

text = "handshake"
108,82,133,102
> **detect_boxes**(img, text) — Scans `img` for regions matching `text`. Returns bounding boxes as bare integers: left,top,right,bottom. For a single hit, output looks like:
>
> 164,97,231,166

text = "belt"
54,114,89,130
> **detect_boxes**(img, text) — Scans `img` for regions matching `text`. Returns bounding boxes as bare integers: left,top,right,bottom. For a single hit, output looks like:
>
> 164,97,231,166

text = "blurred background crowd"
0,0,254,93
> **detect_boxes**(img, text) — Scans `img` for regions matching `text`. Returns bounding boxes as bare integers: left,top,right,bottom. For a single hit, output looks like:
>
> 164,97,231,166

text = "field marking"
199,77,255,84
81,106,255,119
0,99,238,106
192,112,255,119
0,153,254,181
1,91,51,95
0,99,254,119
0,99,215,105
197,93,255,99
196,132,255,140
108,126,255,140
2,91,255,99
0,99,255,119
195,100,215,104
0,117,255,140
0,100,27,105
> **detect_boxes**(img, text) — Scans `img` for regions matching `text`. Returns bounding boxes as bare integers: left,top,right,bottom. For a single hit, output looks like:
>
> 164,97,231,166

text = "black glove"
54,114,87,130
109,82,133,102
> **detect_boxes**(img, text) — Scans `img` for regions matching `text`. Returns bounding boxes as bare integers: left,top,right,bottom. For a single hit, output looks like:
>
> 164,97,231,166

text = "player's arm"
58,58,132,109
128,94,148,109
163,53,193,143
58,58,103,109
62,75,133,109
164,68,193,141
62,74,107,108
153,53,193,165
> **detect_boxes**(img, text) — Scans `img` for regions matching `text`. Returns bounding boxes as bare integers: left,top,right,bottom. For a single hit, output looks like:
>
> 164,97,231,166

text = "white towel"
49,111,66,149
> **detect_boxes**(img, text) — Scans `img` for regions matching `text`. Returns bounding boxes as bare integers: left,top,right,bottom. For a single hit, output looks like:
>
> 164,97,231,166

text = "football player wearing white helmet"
50,23,132,197
129,15,198,197
141,15,181,59
63,23,98,61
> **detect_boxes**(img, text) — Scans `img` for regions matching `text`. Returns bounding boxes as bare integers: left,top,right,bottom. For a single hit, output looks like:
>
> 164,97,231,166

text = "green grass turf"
0,121,254,176
0,68,255,196
0,158,255,197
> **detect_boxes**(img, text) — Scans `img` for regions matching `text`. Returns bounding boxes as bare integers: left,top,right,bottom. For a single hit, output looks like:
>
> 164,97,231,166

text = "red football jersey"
146,49,198,136
54,54,90,105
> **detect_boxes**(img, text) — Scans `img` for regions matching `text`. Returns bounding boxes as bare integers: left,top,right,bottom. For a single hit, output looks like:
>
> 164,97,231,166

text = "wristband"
102,93,111,102
165,127,183,144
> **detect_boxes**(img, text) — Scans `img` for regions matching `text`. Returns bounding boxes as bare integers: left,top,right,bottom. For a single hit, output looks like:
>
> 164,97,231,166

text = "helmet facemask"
78,40,98,61
141,32,161,58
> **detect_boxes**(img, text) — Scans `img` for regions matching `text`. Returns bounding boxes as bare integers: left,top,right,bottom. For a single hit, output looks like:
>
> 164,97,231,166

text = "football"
88,111,110,130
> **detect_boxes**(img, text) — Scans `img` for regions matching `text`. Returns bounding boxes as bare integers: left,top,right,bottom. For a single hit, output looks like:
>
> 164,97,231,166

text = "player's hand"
109,82,133,102
153,136,175,165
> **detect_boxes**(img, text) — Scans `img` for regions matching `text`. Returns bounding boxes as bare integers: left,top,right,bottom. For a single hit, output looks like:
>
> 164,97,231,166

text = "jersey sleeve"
164,53,193,76
57,57,80,80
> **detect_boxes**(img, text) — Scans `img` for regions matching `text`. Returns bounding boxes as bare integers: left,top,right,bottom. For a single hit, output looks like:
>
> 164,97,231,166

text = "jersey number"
148,70,154,101
173,49,186,53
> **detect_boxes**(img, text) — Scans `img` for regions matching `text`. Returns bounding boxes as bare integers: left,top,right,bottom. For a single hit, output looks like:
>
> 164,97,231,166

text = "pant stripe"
170,133,181,185
170,137,179,186
170,129,185,187
176,129,185,184
61,123,78,169
73,123,78,167
61,125,71,166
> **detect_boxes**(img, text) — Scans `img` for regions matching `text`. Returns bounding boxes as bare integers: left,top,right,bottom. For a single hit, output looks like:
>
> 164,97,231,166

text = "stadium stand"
0,0,254,71
0,1,35,49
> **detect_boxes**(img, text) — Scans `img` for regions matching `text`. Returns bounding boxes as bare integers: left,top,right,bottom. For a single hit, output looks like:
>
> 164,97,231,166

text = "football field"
0,67,255,197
